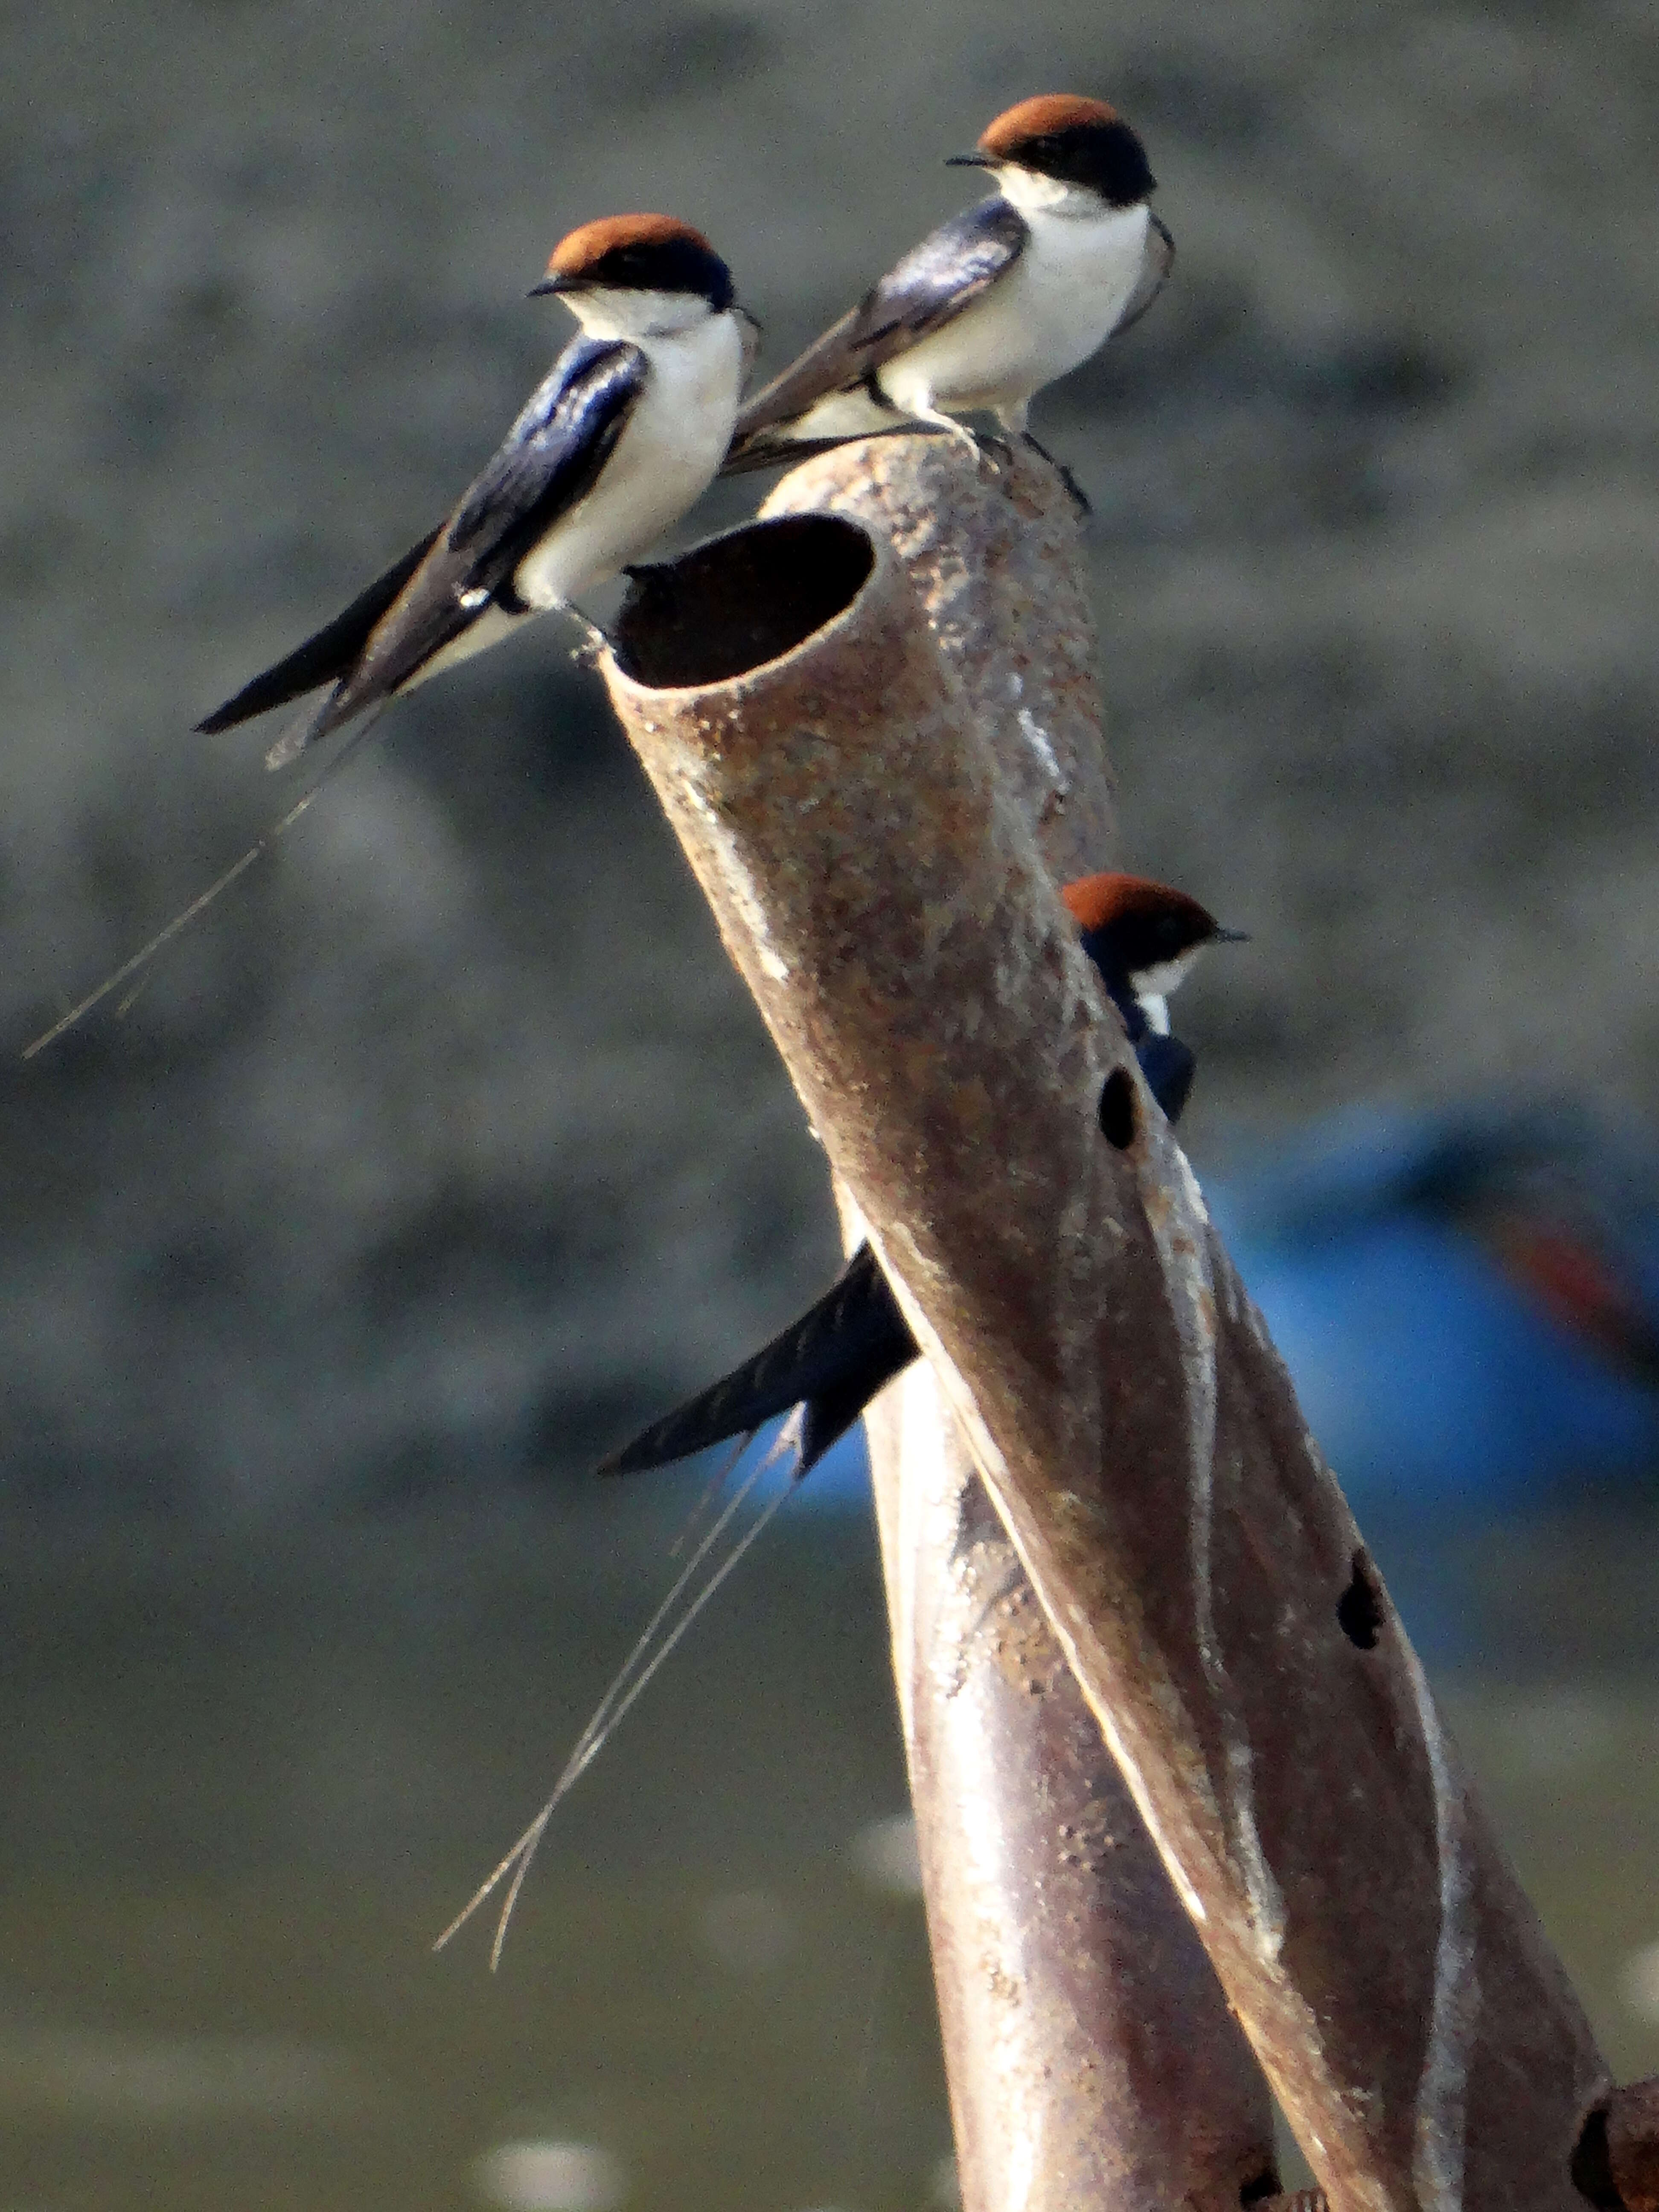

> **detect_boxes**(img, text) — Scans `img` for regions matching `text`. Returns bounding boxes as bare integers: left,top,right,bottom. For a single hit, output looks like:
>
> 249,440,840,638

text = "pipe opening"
612,514,875,688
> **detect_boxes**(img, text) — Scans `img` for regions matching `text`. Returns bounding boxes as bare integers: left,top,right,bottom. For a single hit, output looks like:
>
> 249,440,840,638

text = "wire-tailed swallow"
599,874,1244,1478
432,875,1241,1961
198,215,753,765
723,95,1170,476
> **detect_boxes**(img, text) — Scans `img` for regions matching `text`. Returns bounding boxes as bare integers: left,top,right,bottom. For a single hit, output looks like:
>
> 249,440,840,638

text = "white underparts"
392,297,742,697
773,190,1152,450
876,194,1151,428
513,304,744,610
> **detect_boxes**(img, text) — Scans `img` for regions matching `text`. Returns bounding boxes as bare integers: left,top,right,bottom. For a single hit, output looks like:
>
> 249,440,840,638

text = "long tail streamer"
22,702,385,1061
434,1420,805,1969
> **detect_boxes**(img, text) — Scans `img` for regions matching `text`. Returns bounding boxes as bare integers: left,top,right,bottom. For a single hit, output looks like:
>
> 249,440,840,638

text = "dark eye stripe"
1015,119,1154,207
591,236,735,309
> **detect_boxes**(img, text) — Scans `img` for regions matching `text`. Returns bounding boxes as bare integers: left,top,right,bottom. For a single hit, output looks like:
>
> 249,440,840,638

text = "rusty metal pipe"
600,454,1610,2210
763,439,1275,2210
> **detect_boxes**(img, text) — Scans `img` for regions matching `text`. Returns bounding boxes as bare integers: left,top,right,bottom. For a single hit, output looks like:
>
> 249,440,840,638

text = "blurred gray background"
3,0,1658,2207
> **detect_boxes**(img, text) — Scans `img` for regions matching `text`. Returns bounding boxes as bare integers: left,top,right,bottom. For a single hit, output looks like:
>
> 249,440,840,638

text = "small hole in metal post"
1569,2107,1622,2208
1099,1068,1136,1150
1239,2171,1282,2206
1337,1549,1384,1650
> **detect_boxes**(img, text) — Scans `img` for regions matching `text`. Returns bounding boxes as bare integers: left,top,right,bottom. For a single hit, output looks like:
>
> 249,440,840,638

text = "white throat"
1130,945,1207,1030
995,165,1123,218
567,289,718,342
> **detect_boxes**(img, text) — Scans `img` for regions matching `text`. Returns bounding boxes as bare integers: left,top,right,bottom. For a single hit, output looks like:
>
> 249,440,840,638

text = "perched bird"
723,94,1171,477
438,873,1240,1961
198,216,752,766
601,873,1244,1479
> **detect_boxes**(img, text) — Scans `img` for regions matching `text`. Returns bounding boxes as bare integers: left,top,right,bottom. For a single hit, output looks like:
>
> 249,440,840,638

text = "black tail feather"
600,1024,1201,1483
600,1243,916,1476
719,421,934,478
799,1339,916,1469
196,525,442,734
718,431,840,477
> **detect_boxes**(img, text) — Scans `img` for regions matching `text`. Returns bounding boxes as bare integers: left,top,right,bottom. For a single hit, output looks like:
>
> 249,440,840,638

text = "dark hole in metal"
1337,1548,1384,1650
1569,2107,1623,2208
612,514,875,687
1239,2170,1282,2206
1099,1067,1136,1150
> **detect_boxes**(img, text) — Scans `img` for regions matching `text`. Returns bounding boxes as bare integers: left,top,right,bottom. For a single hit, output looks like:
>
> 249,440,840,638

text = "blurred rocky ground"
3,0,1656,1510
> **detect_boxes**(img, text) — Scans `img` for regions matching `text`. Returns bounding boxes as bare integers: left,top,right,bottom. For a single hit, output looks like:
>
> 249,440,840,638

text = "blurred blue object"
1208,1098,1659,1517
665,1098,1659,1638
701,1417,874,1513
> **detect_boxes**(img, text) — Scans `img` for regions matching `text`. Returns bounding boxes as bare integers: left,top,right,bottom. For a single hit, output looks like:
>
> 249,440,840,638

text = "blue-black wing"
444,337,645,573
725,200,1026,466
307,338,645,736
1135,1031,1196,1126
196,338,645,742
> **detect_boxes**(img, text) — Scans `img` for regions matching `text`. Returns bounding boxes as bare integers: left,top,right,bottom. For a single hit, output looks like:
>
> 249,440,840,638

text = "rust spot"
988,1579,1066,1697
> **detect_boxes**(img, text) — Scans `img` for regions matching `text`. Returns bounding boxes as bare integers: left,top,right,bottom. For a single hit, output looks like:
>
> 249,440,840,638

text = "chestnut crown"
537,215,735,309
1061,872,1238,984
972,94,1155,207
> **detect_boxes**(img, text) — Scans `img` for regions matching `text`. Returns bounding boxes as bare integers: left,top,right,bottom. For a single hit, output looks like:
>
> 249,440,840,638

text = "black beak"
1215,928,1251,945
527,274,578,298
945,151,995,168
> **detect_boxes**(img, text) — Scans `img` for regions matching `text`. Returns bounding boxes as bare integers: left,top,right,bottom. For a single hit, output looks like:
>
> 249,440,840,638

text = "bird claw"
568,617,610,669
1022,433,1092,517
970,428,1016,474
1053,461,1091,518
929,420,1008,475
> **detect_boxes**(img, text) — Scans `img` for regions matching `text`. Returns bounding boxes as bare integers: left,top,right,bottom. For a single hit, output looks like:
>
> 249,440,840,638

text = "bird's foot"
970,426,1016,474
928,419,1009,474
1022,433,1092,517
568,614,610,669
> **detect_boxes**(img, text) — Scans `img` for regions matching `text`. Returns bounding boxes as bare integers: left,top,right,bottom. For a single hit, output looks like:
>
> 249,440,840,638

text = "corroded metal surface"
600,487,1612,2209
761,440,1114,870
768,437,1272,2212
1609,2078,1659,2212
862,1364,1276,2211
